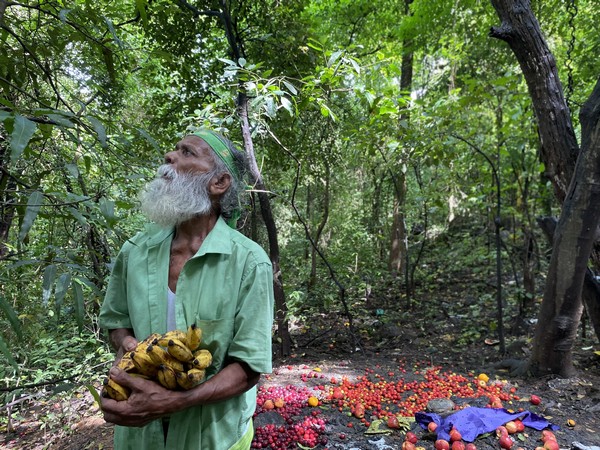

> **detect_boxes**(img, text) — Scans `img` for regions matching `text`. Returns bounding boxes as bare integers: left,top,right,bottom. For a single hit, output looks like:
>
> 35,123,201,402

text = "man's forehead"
177,135,213,153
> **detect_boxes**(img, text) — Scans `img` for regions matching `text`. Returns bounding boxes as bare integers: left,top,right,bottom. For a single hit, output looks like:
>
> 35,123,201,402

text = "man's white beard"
139,165,214,228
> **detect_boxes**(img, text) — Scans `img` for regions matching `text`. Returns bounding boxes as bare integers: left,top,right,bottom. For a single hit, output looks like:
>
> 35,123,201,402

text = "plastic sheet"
415,407,559,442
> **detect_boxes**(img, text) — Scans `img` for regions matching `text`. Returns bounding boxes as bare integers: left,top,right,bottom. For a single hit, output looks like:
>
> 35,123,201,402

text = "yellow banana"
155,330,188,347
116,351,136,372
157,364,178,390
146,344,167,365
167,338,194,362
141,332,162,345
134,340,151,355
175,371,196,390
186,323,202,352
191,349,212,370
146,344,185,372
131,350,159,378
103,378,130,401
186,368,206,385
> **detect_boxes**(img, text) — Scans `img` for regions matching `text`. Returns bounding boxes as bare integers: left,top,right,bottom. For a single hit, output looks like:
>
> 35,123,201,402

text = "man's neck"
172,212,219,254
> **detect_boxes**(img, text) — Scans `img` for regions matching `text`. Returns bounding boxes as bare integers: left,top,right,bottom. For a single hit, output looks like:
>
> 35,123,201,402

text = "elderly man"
98,129,274,450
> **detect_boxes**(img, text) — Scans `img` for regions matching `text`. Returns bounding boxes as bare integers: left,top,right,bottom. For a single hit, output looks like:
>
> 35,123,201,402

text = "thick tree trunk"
489,0,579,204
538,217,600,344
529,79,600,376
489,0,600,375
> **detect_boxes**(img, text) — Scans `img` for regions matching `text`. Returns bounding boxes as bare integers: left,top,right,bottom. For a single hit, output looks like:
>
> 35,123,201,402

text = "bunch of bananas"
102,324,213,401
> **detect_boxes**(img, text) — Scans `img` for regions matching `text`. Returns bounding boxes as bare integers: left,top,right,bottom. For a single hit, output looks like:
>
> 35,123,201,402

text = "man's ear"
209,173,232,196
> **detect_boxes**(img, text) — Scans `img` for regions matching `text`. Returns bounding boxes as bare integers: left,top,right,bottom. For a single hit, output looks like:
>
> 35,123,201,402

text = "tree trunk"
309,163,330,291
489,0,578,204
489,0,600,375
388,187,407,277
389,0,413,279
237,93,291,357
528,78,600,376
538,216,600,344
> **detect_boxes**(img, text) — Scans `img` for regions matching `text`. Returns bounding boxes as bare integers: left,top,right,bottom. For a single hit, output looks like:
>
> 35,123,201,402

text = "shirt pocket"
195,318,234,378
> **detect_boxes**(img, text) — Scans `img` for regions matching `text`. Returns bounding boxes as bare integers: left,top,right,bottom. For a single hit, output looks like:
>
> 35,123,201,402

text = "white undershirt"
167,287,177,331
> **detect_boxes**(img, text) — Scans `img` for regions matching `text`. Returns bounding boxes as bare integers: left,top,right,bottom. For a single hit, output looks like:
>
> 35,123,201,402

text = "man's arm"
101,360,260,427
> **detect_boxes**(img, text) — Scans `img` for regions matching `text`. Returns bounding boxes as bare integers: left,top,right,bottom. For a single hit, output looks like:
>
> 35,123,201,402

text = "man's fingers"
109,367,138,388
109,367,156,392
122,336,138,352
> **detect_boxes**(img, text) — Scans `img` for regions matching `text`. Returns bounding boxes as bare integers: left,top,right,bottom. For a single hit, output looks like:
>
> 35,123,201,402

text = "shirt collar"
144,216,233,256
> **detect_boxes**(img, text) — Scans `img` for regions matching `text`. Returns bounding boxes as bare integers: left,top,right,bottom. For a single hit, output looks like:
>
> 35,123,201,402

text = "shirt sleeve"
228,259,274,374
97,242,133,331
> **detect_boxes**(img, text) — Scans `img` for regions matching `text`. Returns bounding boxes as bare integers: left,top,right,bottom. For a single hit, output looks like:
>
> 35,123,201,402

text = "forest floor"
1,275,600,450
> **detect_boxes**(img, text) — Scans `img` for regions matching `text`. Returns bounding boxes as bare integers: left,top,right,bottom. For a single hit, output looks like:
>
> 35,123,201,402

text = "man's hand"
101,367,183,427
108,328,138,365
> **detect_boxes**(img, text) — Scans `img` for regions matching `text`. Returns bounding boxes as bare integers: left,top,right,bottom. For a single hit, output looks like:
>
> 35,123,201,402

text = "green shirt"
98,217,274,450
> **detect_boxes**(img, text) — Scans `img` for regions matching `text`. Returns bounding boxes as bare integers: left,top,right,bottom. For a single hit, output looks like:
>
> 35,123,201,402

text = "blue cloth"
415,407,559,442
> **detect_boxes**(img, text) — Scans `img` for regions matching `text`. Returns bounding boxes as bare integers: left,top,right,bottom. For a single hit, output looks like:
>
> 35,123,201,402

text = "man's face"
138,136,217,227
164,135,215,176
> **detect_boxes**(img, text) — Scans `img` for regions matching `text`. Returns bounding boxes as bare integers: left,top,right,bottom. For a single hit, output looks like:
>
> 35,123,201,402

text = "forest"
1,0,599,449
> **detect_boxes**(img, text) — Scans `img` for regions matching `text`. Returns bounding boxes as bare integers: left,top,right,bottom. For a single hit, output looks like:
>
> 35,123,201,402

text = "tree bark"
309,163,330,291
388,0,413,279
529,78,600,376
489,0,600,375
538,216,600,344
489,0,578,204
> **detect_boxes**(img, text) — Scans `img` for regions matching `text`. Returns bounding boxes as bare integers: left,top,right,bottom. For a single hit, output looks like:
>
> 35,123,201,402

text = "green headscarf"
191,129,242,229
192,129,241,182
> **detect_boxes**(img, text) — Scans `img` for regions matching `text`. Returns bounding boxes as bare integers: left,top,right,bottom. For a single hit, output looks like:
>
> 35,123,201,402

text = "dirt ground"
1,308,600,449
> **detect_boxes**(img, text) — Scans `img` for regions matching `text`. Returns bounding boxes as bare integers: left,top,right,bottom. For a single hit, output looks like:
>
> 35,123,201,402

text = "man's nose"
164,150,176,164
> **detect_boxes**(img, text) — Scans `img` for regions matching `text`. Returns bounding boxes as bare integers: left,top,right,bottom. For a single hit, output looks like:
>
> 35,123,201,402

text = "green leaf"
67,206,88,226
280,97,294,116
86,384,102,406
238,57,246,67
0,295,23,340
218,57,238,67
135,0,148,27
327,50,343,67
54,273,72,320
349,58,360,74
88,116,107,147
47,113,75,128
18,191,44,242
0,110,11,122
72,281,85,333
100,198,116,225
264,97,276,119
103,17,123,49
282,80,298,95
364,419,392,435
136,127,161,155
59,9,72,22
10,114,37,164
0,334,18,371
42,264,57,306
65,163,80,179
